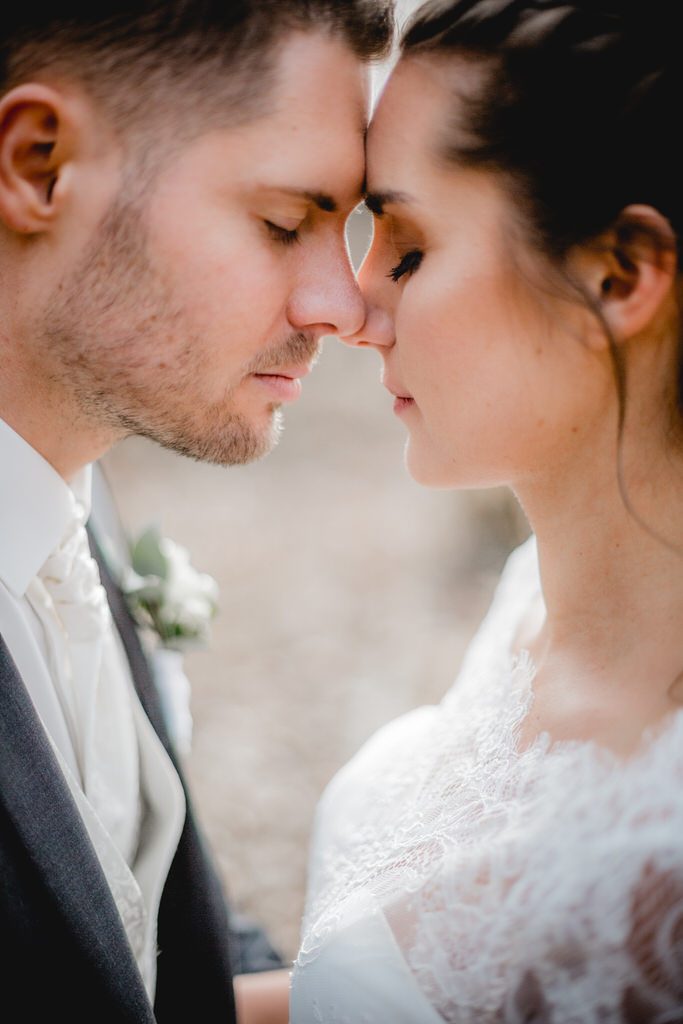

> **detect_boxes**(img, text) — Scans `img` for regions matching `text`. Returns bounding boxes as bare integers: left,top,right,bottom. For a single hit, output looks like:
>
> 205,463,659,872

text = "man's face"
39,31,368,465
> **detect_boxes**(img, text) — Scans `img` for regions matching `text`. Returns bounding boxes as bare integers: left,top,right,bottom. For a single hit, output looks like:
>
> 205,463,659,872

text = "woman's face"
350,56,614,489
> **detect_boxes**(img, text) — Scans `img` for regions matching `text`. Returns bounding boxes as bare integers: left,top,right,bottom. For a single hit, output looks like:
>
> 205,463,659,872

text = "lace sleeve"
376,780,683,1024
379,855,683,1023
621,864,683,1019
502,863,683,1022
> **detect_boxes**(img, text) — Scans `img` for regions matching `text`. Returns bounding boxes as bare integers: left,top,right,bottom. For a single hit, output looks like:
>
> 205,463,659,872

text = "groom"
0,3,391,1022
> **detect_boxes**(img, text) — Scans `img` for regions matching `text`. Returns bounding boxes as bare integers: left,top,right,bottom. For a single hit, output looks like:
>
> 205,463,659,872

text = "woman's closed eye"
389,250,423,282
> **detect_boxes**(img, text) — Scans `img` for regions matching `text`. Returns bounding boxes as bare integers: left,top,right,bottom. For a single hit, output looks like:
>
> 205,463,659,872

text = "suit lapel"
0,635,154,1020
86,521,238,1022
87,526,176,760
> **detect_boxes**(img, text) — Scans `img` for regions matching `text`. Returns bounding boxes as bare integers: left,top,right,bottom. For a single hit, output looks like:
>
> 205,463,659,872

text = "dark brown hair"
402,1,679,260
1,2,394,133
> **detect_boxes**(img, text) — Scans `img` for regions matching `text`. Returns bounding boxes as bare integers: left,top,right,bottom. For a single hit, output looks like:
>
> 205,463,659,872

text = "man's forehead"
213,37,369,210
261,30,370,153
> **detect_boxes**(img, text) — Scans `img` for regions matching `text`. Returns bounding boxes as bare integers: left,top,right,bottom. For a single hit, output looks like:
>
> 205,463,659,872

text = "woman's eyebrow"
363,190,414,216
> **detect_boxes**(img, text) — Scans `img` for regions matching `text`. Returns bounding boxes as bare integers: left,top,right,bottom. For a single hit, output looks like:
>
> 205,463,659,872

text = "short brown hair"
2,2,394,134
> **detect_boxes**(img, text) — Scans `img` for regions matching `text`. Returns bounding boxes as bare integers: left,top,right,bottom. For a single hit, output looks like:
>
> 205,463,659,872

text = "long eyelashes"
388,250,423,282
265,221,301,246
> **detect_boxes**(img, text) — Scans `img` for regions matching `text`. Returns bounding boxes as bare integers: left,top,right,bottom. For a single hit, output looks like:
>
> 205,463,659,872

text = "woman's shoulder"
448,531,539,683
472,531,539,642
493,531,538,602
317,703,438,814
313,536,542,839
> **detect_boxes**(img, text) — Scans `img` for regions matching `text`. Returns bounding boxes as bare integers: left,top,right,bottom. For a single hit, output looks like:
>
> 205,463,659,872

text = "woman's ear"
0,84,78,235
571,204,677,349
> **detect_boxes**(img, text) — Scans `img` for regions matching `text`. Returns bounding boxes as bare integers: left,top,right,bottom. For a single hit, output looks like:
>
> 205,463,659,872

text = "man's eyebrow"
273,187,338,212
363,190,414,216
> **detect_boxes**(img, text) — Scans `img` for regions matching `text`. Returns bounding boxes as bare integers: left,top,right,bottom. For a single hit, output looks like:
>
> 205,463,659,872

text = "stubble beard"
39,187,317,466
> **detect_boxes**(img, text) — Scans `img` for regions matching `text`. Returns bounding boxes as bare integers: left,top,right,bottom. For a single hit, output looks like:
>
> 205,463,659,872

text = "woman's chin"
403,443,460,489
404,441,506,491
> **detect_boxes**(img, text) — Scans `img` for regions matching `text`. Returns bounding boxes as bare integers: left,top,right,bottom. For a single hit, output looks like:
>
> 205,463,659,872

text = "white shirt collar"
0,418,92,597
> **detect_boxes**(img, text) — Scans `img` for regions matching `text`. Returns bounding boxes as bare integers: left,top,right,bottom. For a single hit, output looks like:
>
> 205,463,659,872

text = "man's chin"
145,408,284,467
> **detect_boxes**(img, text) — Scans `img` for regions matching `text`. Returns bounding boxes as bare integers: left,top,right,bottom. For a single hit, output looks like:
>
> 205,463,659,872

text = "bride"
290,1,683,1020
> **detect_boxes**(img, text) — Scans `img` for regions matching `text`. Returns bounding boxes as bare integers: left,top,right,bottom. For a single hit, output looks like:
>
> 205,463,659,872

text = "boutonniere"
122,525,220,651
121,526,219,756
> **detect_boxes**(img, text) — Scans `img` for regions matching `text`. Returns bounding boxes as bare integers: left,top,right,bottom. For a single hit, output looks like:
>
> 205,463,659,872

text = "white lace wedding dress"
290,536,683,1022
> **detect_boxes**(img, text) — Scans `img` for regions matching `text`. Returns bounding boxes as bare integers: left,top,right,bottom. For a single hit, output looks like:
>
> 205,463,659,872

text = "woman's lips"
383,379,416,416
393,395,416,415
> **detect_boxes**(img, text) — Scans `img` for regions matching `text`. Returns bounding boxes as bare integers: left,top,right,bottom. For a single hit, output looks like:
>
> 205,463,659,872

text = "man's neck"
0,376,118,480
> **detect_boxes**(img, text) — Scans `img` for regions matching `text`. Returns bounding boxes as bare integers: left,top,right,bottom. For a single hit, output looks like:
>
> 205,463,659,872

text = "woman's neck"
515,428,683,708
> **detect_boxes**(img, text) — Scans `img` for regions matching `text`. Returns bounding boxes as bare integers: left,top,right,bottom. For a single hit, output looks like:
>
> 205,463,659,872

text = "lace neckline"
506,650,683,769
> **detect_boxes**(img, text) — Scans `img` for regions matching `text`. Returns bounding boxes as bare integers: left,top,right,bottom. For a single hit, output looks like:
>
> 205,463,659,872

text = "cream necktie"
26,502,142,866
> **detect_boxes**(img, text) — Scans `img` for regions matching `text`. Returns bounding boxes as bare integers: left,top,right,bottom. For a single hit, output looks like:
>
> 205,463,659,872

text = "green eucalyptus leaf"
130,525,169,580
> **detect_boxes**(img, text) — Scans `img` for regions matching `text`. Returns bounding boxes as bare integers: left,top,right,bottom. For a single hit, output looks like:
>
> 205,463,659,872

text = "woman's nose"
341,241,396,348
339,304,395,348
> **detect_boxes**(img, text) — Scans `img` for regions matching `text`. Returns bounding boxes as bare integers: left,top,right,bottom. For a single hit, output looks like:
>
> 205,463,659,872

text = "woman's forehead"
365,58,481,214
366,53,487,186
366,60,442,186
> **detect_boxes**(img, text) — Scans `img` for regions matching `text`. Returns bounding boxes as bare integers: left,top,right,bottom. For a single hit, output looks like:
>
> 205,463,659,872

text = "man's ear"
572,204,678,349
0,84,79,235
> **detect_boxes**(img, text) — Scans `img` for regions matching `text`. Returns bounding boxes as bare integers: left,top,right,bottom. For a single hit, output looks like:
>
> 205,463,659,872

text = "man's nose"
288,253,367,340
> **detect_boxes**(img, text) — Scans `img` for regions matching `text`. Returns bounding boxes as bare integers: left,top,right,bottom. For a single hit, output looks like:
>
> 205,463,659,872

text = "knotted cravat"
26,498,141,866
40,512,110,641
24,496,187,999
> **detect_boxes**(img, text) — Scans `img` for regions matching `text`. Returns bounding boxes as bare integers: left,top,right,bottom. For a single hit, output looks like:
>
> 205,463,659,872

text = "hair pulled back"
402,1,680,260
403,0,683,456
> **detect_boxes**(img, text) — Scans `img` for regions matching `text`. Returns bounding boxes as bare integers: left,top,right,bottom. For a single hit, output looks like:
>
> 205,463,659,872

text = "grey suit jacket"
0,467,282,1021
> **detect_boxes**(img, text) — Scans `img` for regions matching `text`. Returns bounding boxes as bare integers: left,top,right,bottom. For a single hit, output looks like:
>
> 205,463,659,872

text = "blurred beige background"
101,6,529,963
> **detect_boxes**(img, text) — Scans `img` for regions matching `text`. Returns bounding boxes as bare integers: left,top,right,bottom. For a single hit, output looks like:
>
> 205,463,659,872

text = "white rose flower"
121,526,219,758
124,526,219,651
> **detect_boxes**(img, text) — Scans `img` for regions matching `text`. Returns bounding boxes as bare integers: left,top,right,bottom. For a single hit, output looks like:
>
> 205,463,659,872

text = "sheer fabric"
291,537,683,1022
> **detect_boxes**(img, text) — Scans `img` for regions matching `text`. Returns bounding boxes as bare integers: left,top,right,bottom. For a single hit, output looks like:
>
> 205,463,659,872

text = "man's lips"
251,364,312,402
